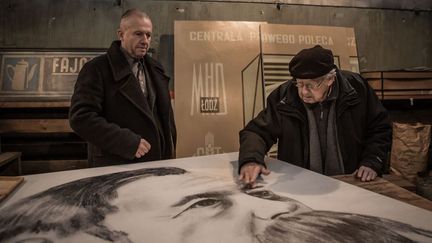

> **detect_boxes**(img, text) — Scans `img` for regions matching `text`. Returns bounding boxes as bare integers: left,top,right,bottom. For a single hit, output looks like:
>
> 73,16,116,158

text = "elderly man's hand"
355,165,377,182
239,162,271,188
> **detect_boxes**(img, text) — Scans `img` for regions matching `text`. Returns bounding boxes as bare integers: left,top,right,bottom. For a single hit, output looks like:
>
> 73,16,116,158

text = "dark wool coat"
69,41,176,166
239,70,392,175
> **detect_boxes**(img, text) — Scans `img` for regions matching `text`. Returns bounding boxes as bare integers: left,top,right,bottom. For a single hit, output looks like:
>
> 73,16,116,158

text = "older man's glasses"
293,77,327,90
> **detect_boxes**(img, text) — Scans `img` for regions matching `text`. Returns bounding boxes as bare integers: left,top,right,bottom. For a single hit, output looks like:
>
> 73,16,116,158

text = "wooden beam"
22,159,88,175
0,176,24,202
383,72,432,79
0,119,72,133
0,101,70,108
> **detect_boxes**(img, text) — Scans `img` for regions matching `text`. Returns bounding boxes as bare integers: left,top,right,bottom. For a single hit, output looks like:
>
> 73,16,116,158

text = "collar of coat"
106,40,166,82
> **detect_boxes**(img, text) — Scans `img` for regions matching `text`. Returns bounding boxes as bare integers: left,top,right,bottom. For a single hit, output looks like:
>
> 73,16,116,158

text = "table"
0,153,431,243
333,175,432,211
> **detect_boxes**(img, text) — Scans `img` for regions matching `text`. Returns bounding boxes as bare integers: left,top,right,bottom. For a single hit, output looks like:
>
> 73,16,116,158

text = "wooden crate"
0,101,87,175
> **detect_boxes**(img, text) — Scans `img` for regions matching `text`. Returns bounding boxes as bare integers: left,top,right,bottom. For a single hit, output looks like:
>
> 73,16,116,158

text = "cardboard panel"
174,21,263,158
174,21,359,158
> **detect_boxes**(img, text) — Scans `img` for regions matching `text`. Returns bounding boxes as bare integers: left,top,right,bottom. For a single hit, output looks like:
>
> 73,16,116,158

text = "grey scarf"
305,101,345,175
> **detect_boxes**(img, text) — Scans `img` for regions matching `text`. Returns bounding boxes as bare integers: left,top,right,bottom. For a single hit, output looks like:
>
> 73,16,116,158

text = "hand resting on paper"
239,162,271,188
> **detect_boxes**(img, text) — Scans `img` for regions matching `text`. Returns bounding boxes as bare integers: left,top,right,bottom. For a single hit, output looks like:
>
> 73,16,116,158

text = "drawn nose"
252,201,299,220
250,210,294,239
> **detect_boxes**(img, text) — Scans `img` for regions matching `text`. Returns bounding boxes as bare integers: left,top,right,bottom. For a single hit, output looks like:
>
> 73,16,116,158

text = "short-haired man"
69,9,176,167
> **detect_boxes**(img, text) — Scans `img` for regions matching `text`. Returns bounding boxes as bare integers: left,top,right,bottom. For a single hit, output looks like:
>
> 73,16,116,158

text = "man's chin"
135,54,146,59
134,50,147,59
301,98,316,104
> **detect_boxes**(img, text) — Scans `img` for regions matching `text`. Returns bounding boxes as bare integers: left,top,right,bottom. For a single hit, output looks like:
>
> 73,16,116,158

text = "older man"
69,9,176,167
239,45,392,186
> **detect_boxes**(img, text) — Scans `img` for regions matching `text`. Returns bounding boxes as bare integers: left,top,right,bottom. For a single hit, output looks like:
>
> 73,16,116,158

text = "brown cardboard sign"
174,21,263,157
174,21,358,158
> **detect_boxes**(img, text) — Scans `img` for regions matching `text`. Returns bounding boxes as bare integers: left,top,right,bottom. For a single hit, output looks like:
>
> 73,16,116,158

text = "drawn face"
107,173,312,243
117,15,152,59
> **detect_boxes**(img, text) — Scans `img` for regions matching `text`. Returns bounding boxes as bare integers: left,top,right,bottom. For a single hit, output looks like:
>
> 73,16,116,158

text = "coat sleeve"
359,76,392,175
238,85,284,171
69,61,140,160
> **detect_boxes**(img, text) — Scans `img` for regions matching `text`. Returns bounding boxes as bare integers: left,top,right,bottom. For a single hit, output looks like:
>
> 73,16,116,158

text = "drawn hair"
260,210,432,243
0,167,187,242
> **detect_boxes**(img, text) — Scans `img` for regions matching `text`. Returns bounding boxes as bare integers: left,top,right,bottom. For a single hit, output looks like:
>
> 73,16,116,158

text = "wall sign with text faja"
0,51,104,101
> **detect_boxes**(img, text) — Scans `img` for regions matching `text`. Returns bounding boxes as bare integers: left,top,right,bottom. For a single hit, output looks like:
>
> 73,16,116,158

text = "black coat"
69,41,176,166
239,70,391,175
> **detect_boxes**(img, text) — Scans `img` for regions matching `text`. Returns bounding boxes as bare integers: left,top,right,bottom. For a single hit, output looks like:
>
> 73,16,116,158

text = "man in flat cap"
238,45,391,186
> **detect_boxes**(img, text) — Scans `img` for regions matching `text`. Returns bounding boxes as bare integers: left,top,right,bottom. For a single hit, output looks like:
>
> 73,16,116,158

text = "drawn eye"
172,197,230,219
189,198,221,209
247,190,282,201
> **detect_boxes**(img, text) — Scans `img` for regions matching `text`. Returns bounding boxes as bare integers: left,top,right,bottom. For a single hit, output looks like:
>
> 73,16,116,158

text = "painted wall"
0,0,431,77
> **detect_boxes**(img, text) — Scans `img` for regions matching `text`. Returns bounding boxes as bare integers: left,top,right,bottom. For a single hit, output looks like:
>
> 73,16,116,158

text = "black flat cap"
289,45,335,79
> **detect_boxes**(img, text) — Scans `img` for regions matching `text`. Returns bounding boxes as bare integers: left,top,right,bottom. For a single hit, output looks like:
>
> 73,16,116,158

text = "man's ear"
327,75,336,86
116,29,123,40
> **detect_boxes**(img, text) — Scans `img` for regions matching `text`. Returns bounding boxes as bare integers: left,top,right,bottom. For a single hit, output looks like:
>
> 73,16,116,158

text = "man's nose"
300,86,311,95
141,35,150,43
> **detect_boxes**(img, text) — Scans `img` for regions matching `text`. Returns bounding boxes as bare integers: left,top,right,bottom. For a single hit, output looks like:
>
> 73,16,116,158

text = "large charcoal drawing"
0,154,431,242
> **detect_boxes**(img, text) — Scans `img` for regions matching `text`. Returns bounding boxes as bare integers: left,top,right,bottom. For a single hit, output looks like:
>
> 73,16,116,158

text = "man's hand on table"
355,165,377,182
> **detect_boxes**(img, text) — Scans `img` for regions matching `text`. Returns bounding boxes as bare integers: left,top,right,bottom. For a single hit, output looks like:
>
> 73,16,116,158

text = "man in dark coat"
238,45,391,186
69,9,176,167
